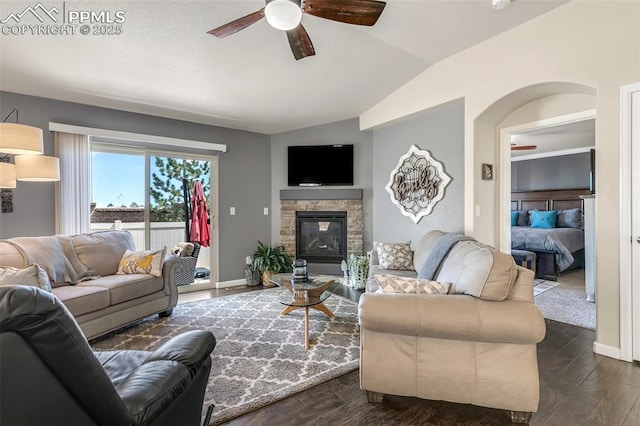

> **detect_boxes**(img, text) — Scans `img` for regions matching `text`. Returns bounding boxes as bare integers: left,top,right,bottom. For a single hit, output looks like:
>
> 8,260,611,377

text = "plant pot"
244,268,261,286
262,271,276,287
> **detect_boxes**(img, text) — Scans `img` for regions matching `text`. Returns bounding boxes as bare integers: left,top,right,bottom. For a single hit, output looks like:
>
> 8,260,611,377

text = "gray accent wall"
270,118,373,251
511,152,590,191
372,101,465,247
0,91,271,282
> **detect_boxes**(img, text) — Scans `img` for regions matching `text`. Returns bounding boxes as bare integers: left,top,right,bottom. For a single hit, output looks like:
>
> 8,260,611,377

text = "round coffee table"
269,273,338,350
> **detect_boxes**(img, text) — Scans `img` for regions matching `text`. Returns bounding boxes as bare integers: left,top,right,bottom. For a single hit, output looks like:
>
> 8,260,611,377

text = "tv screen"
288,144,354,186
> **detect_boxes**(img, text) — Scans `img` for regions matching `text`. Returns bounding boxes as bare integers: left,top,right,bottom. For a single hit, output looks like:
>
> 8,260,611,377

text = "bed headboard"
511,188,591,212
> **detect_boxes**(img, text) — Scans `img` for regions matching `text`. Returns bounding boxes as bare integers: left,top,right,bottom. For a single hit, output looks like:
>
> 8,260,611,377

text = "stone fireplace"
296,211,347,263
280,189,363,270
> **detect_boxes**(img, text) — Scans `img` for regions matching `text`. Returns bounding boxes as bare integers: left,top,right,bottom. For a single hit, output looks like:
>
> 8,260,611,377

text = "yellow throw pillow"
374,274,451,295
117,247,165,277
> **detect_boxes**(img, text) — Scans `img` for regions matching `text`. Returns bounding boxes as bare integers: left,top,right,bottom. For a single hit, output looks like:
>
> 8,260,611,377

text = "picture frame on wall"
481,163,493,180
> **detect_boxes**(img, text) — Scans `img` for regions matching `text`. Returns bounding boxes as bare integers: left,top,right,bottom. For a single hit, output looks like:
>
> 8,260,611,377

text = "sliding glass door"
91,145,215,281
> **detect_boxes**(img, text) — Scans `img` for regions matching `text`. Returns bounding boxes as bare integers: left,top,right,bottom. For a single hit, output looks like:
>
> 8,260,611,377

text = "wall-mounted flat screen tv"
288,144,354,186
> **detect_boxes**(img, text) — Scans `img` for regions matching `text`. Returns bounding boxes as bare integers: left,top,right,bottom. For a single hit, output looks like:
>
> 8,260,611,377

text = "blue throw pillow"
511,211,518,226
530,210,558,229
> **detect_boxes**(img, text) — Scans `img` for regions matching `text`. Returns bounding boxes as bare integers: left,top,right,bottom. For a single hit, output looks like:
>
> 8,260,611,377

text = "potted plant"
251,241,293,287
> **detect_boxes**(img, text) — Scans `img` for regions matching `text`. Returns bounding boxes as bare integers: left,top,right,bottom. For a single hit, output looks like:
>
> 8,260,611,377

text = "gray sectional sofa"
0,230,179,339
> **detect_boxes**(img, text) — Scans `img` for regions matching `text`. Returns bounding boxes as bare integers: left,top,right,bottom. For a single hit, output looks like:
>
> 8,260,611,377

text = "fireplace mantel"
280,188,363,201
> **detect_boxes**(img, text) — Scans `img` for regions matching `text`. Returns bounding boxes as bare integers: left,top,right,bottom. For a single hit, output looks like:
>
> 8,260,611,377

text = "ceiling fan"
208,0,387,60
511,143,537,151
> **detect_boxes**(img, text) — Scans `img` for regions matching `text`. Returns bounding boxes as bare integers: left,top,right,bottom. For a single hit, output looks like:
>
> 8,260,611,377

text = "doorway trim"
619,82,640,362
498,109,597,253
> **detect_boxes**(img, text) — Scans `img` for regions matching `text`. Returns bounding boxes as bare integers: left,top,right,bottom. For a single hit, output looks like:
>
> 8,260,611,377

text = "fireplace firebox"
296,211,347,263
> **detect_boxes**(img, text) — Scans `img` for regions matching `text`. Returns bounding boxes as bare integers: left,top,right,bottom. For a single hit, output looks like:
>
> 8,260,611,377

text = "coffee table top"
269,273,339,308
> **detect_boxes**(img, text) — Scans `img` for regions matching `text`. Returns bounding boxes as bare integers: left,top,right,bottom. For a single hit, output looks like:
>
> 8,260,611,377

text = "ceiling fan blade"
286,24,315,60
208,8,265,38
301,0,386,26
511,145,538,151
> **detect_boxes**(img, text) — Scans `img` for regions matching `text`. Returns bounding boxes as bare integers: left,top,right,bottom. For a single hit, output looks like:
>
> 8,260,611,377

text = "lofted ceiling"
0,0,567,135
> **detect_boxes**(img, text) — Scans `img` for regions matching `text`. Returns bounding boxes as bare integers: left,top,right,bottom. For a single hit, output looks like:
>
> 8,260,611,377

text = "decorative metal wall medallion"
385,145,451,223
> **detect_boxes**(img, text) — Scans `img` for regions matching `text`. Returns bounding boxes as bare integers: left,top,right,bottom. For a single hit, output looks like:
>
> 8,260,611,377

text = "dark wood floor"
179,284,640,425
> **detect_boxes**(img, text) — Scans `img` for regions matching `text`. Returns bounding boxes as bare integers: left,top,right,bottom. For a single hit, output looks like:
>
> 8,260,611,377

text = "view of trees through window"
150,156,210,222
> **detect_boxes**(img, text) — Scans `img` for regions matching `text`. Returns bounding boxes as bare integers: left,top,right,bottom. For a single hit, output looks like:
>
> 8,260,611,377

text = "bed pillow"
557,208,582,228
374,242,414,270
530,210,558,229
0,264,52,292
511,211,518,226
117,247,166,277
515,210,530,227
374,274,451,295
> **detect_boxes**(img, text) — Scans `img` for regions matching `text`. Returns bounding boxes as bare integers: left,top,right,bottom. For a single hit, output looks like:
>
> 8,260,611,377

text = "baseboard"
216,278,248,289
176,280,215,293
593,341,622,360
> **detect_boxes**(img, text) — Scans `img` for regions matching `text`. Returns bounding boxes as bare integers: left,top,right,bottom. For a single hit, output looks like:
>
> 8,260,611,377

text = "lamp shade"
0,162,17,188
15,155,60,182
265,0,302,31
0,123,44,155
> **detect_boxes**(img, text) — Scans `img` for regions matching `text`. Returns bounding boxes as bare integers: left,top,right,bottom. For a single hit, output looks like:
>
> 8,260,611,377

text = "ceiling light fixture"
492,0,511,10
264,0,302,31
0,108,60,189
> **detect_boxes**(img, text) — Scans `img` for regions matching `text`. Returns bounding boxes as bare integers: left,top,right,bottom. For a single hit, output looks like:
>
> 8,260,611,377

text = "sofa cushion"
86,274,164,305
53,285,110,316
0,265,52,292
117,248,165,277
71,231,135,277
412,230,445,272
436,240,517,301
374,274,450,295
374,242,413,270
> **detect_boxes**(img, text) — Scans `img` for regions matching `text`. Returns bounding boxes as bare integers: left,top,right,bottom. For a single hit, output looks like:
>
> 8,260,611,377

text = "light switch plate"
230,207,236,216
264,207,269,216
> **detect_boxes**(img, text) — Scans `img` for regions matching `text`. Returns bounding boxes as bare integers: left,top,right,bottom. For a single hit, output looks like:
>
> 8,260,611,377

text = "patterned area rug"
91,288,360,425
533,279,559,297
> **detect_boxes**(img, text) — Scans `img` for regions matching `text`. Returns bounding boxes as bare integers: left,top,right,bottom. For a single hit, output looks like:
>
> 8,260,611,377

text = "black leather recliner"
0,285,216,426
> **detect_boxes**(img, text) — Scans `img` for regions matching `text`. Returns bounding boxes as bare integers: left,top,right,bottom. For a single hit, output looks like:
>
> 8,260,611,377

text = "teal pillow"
511,211,518,226
530,210,558,229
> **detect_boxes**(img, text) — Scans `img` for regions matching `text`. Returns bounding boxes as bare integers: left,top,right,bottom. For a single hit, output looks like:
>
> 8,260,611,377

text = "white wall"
360,0,640,353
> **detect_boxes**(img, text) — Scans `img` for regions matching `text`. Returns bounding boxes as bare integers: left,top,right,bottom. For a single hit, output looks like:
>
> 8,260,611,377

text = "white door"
632,89,640,361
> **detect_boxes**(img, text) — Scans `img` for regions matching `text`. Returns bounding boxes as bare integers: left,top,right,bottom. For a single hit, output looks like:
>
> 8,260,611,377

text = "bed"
511,188,591,280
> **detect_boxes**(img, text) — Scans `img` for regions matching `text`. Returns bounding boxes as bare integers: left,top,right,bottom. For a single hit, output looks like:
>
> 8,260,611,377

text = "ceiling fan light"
492,0,511,10
265,0,302,31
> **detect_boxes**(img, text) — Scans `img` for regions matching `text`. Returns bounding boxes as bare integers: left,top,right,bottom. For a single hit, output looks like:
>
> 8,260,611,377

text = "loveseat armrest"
161,254,180,304
358,293,546,345
117,330,215,426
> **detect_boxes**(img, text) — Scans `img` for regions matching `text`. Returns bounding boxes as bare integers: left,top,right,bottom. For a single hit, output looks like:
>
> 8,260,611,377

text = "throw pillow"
511,211,518,226
374,242,414,270
374,274,451,295
556,208,582,228
0,264,52,292
117,247,166,277
530,210,558,229
515,210,530,227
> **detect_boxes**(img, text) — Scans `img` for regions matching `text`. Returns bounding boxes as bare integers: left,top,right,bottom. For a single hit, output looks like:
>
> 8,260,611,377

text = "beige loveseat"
0,230,179,339
359,230,546,423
